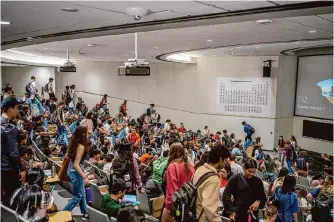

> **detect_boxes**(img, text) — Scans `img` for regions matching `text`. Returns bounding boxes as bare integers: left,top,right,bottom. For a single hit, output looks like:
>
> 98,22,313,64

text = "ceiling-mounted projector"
60,49,76,72
118,58,150,76
118,33,150,76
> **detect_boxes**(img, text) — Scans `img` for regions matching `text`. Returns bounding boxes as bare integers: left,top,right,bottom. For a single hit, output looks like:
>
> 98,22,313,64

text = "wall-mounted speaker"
263,66,271,77
263,60,272,77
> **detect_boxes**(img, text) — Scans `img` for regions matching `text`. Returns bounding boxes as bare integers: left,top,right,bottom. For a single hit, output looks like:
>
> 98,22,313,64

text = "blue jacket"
1,117,24,172
244,124,253,136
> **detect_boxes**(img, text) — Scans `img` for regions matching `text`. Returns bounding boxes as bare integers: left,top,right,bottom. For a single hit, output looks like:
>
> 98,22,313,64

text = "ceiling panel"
68,1,225,15
206,1,274,11
317,14,333,22
1,2,131,37
286,17,333,33
2,13,333,63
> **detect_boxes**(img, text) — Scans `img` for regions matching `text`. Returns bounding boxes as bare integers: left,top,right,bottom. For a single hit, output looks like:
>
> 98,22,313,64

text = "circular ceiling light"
61,8,79,12
207,39,213,42
154,46,158,49
125,7,150,20
256,19,273,24
308,30,317,34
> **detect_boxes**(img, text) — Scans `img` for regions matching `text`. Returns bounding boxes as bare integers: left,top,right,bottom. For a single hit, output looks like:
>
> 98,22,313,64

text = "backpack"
170,171,217,222
110,156,132,189
25,82,31,94
296,157,307,171
44,83,49,93
250,126,255,134
312,193,333,222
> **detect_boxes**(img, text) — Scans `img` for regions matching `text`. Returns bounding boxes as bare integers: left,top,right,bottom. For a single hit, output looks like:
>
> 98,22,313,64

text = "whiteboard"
216,78,272,117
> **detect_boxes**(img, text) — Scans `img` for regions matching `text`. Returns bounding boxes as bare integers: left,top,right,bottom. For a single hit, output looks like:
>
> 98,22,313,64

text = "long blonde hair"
167,142,190,174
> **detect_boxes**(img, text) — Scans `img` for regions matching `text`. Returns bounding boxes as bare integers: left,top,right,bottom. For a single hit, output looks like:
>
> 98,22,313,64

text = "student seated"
10,167,56,221
89,149,101,164
116,207,145,222
102,178,138,218
140,148,152,164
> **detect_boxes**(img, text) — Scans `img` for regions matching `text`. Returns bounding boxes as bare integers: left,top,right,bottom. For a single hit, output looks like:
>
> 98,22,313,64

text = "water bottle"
51,163,56,178
85,185,93,203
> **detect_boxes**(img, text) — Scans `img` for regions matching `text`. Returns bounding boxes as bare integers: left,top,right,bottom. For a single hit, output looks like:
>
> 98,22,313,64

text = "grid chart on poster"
216,78,272,117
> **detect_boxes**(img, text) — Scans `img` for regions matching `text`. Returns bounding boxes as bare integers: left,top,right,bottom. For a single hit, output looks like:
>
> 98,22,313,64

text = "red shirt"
178,127,186,133
165,161,194,210
128,133,140,147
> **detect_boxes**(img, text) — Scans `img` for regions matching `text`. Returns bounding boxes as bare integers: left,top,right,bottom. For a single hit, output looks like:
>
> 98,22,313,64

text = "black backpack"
170,172,217,222
25,82,31,94
44,83,49,93
110,156,132,189
296,157,307,171
312,193,333,222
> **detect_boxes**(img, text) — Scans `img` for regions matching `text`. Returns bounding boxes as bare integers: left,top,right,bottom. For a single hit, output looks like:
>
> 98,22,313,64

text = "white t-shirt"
103,163,113,175
300,198,312,216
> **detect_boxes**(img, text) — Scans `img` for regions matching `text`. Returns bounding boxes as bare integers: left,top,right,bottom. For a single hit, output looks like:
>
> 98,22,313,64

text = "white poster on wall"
216,78,272,117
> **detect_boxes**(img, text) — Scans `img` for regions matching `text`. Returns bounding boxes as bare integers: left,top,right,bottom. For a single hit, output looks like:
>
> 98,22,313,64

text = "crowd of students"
1,79,333,222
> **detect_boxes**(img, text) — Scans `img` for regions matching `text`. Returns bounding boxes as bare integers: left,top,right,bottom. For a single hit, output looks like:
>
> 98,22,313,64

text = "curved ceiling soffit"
156,38,334,63
1,1,332,50
280,45,333,55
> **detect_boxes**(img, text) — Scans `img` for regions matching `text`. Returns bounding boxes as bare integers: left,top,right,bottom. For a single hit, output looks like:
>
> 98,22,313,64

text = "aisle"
52,184,88,221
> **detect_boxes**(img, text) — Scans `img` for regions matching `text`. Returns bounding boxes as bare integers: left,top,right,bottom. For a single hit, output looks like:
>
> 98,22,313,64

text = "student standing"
1,97,25,206
242,121,255,141
273,174,299,222
223,158,266,222
161,143,195,222
44,78,55,99
63,126,90,220
194,145,229,222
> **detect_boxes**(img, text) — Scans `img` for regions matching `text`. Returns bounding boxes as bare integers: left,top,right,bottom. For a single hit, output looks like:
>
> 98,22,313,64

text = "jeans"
264,172,276,183
287,160,294,174
63,162,88,214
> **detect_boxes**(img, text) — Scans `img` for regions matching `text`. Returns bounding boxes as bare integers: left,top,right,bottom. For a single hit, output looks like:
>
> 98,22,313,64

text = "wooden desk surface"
99,186,109,194
48,211,72,222
55,161,63,166
45,175,60,184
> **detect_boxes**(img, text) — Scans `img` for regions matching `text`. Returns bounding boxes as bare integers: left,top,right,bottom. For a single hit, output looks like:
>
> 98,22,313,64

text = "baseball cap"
110,178,126,193
1,97,24,109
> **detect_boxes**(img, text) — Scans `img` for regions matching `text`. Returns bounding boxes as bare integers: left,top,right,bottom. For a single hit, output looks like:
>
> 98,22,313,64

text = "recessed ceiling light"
213,55,217,57
61,8,78,12
256,19,273,24
154,46,158,49
87,44,96,47
255,46,260,49
308,30,317,34
1,21,11,25
295,41,300,45
207,39,212,42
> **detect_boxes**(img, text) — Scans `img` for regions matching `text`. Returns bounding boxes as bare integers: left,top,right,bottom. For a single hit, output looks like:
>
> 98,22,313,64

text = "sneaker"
81,213,89,221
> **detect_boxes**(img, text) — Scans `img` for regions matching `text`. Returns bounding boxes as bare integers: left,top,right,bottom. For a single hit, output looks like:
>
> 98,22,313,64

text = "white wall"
55,56,280,150
1,66,56,98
